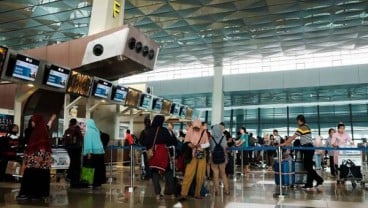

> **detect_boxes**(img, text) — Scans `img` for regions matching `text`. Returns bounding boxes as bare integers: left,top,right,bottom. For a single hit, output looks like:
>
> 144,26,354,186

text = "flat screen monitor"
66,71,93,97
44,65,70,89
111,85,128,103
161,99,172,115
185,108,193,120
170,103,181,116
93,79,113,99
152,98,163,113
12,54,40,81
0,46,8,74
125,88,141,107
139,94,153,110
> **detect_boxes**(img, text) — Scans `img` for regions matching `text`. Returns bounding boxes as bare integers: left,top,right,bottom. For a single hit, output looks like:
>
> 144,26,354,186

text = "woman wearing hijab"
83,119,106,188
179,120,209,201
17,115,52,201
210,125,230,195
143,115,176,200
0,124,19,181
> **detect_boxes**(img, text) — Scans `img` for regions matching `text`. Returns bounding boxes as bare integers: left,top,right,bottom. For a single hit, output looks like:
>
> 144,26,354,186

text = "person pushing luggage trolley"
280,115,324,191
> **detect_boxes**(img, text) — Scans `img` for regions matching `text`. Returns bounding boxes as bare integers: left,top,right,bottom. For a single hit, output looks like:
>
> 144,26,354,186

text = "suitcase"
274,158,295,186
294,160,307,184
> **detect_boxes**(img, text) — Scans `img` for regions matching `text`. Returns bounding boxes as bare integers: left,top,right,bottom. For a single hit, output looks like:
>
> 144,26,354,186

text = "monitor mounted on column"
43,64,71,89
111,85,128,104
6,54,40,82
125,88,141,107
66,71,93,97
92,79,113,99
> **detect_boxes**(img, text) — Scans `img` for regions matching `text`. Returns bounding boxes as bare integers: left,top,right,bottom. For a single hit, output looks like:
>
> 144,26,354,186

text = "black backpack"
212,136,225,164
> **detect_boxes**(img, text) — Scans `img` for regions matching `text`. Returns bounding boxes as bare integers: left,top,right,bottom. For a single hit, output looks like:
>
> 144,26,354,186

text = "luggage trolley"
50,148,70,182
336,146,365,189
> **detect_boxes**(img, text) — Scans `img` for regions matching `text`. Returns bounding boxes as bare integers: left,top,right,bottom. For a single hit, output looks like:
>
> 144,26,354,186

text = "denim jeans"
314,154,322,170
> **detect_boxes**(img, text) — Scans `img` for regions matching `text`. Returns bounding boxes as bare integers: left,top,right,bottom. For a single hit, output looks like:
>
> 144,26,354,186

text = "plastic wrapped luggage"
274,158,295,186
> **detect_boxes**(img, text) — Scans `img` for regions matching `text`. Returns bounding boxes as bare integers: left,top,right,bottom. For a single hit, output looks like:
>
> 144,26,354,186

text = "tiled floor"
0,170,367,208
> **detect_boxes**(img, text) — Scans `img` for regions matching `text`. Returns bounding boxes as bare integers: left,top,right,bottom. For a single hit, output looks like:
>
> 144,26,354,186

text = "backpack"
212,136,225,164
132,134,140,145
63,128,81,147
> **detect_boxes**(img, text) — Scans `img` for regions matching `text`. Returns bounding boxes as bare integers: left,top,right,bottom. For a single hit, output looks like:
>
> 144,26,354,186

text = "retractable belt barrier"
104,145,367,196
105,145,176,192
228,145,368,198
105,145,146,192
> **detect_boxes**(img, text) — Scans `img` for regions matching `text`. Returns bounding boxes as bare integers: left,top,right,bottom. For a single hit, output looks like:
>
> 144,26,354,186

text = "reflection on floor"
0,170,367,208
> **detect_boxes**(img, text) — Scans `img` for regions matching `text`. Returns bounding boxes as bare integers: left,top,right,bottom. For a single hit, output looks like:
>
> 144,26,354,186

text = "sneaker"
302,185,313,190
315,180,324,188
16,195,29,201
178,197,187,202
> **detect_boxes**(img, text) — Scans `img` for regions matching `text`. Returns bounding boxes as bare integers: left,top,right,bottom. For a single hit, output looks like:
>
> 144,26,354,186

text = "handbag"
149,144,169,171
81,167,95,185
339,159,362,179
147,127,160,160
194,131,205,159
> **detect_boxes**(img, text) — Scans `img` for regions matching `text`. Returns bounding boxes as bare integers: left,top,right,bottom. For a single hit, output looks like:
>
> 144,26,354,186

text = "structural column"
211,64,224,125
88,0,125,35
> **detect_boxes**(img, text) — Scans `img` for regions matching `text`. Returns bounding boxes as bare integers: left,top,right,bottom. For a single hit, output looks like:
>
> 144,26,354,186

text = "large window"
200,104,368,141
120,47,368,83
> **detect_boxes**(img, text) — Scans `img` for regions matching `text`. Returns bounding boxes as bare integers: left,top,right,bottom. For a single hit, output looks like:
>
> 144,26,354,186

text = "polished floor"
0,169,367,208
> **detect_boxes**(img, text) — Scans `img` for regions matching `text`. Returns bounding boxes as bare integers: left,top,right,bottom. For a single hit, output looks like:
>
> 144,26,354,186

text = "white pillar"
63,94,70,131
88,0,125,35
211,65,224,125
115,104,121,139
14,85,37,128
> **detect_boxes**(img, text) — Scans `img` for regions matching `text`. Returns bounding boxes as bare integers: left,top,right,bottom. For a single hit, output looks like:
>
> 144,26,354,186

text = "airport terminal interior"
1,0,368,207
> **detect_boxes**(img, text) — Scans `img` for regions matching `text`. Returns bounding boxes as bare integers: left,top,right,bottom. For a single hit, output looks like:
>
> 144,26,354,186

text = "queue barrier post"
108,146,113,183
129,145,135,193
172,146,176,178
277,146,285,199
233,149,237,181
241,150,244,176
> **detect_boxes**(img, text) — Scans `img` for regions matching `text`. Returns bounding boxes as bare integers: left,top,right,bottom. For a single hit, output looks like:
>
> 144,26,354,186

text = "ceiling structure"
166,84,368,109
1,0,368,67
0,0,92,50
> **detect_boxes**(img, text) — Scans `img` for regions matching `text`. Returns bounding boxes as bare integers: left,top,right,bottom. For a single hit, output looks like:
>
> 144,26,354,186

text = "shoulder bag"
147,127,159,160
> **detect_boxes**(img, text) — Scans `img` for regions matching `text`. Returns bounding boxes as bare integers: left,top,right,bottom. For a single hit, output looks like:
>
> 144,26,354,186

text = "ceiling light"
27,84,34,87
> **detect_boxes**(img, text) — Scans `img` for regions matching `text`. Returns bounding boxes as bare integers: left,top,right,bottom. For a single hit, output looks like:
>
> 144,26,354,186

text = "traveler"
62,119,83,188
83,119,106,188
179,120,209,201
281,115,324,190
325,128,336,176
17,115,52,201
0,124,19,181
143,115,176,200
139,118,151,180
331,123,353,165
210,124,230,195
202,122,212,180
224,130,234,176
22,114,56,148
264,134,273,170
273,130,282,145
236,127,250,174
124,129,134,146
313,135,323,170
